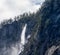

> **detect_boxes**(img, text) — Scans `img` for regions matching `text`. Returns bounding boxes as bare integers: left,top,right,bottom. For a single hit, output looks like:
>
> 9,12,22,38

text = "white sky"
0,0,45,22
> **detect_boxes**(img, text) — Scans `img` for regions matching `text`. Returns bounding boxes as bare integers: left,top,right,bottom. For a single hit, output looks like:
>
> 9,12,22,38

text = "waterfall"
21,24,27,45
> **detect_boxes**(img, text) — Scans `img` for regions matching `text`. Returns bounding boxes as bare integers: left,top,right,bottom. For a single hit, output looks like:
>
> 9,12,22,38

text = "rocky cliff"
20,0,60,55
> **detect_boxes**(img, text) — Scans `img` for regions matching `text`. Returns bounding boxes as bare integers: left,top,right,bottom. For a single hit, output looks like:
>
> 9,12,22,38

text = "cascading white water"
20,24,27,45
18,24,28,55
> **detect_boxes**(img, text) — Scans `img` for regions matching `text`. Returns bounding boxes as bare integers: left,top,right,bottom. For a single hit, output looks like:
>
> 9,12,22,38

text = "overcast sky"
0,0,45,22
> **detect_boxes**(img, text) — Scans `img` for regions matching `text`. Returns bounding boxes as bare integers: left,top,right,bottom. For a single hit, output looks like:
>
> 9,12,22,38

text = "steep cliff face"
20,0,60,55
0,0,60,55
0,13,37,55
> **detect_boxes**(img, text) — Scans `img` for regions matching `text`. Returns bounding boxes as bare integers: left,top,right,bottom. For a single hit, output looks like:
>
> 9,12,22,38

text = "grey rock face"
20,0,60,55
0,0,60,55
